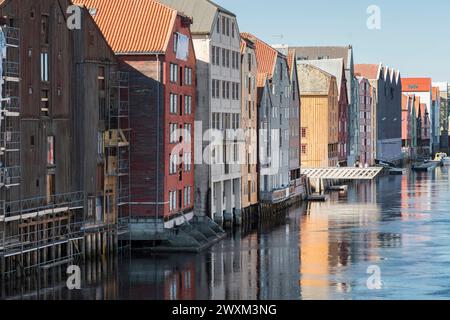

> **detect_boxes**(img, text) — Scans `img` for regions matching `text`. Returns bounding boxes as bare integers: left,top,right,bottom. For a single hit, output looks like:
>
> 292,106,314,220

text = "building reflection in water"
3,170,450,300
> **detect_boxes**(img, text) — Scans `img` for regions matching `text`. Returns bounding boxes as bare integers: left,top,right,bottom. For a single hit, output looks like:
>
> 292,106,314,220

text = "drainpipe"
156,54,161,222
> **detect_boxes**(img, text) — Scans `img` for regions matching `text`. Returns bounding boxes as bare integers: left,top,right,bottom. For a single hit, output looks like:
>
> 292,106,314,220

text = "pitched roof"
291,46,353,69
287,49,296,79
241,32,282,88
72,0,178,54
158,0,235,35
354,64,380,80
432,87,440,101
402,78,432,93
300,58,345,95
297,63,334,96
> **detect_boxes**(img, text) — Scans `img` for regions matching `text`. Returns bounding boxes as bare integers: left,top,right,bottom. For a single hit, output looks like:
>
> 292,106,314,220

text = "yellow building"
297,64,339,168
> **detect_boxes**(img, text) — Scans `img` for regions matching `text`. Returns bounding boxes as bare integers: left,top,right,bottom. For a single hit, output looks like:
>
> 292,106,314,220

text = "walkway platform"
302,167,383,180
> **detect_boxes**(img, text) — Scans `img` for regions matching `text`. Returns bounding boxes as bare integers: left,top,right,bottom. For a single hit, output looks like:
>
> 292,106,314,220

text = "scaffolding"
105,71,131,249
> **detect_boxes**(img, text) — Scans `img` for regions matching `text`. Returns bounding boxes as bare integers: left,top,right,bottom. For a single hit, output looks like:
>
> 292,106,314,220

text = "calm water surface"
2,167,450,300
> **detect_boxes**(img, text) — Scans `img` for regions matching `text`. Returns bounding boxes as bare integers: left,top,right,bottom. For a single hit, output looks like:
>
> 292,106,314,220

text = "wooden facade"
298,64,339,168
240,38,258,211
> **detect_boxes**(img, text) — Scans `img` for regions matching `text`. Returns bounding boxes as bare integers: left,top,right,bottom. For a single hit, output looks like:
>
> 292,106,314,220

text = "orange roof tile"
241,32,280,87
287,49,296,78
402,78,432,93
354,64,380,80
240,39,246,54
73,0,178,54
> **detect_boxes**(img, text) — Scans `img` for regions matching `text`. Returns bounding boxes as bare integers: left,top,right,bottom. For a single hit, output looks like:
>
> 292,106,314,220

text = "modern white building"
160,0,242,224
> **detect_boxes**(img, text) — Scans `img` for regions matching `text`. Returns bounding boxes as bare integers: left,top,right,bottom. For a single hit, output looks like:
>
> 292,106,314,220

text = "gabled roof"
402,94,411,111
241,32,284,88
297,63,334,96
291,46,353,69
432,87,440,101
355,64,381,80
300,58,345,95
73,0,180,54
158,0,235,35
402,78,432,93
287,49,296,79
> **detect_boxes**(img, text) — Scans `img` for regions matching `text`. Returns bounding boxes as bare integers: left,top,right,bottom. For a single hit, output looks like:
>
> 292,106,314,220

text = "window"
226,82,230,99
226,18,230,36
232,22,235,38
184,186,192,206
170,123,178,143
97,132,104,156
301,144,307,155
41,89,49,116
212,113,220,129
222,17,226,35
301,127,307,138
98,66,105,90
170,93,178,114
184,68,192,85
184,123,192,143
41,15,49,44
216,47,221,65
222,81,226,99
185,96,192,115
169,190,177,212
173,33,178,53
170,154,178,174
222,48,226,67
184,153,192,172
170,63,178,82
47,136,55,166
216,17,220,34
212,79,217,98
226,50,230,68
41,52,49,81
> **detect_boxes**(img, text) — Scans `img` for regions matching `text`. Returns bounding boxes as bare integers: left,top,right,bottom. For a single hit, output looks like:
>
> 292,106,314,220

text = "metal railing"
1,192,84,220
1,26,20,47
0,131,20,151
0,166,20,187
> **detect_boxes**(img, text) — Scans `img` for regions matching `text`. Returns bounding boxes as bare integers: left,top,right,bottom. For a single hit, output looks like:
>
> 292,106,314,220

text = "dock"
412,161,440,172
307,194,329,202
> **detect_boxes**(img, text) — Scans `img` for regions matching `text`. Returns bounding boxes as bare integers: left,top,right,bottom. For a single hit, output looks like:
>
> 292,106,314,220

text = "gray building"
355,64,403,164
292,46,359,165
242,34,291,204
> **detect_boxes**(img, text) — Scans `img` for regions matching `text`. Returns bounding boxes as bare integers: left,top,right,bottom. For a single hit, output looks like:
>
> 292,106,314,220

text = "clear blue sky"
214,0,450,81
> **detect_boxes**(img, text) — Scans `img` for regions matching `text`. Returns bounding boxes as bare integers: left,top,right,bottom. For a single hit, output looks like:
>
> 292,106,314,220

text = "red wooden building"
75,0,196,223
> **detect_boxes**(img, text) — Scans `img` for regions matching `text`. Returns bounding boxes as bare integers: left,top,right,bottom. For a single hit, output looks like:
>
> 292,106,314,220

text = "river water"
2,167,450,300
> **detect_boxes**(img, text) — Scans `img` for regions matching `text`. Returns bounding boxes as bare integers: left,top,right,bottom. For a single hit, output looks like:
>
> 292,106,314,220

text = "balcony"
260,186,290,204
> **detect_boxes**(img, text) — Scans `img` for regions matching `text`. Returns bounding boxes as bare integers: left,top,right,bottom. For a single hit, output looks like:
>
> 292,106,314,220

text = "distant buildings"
355,64,402,165
402,78,437,154
241,33,291,204
433,82,450,151
298,64,339,168
417,102,431,156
